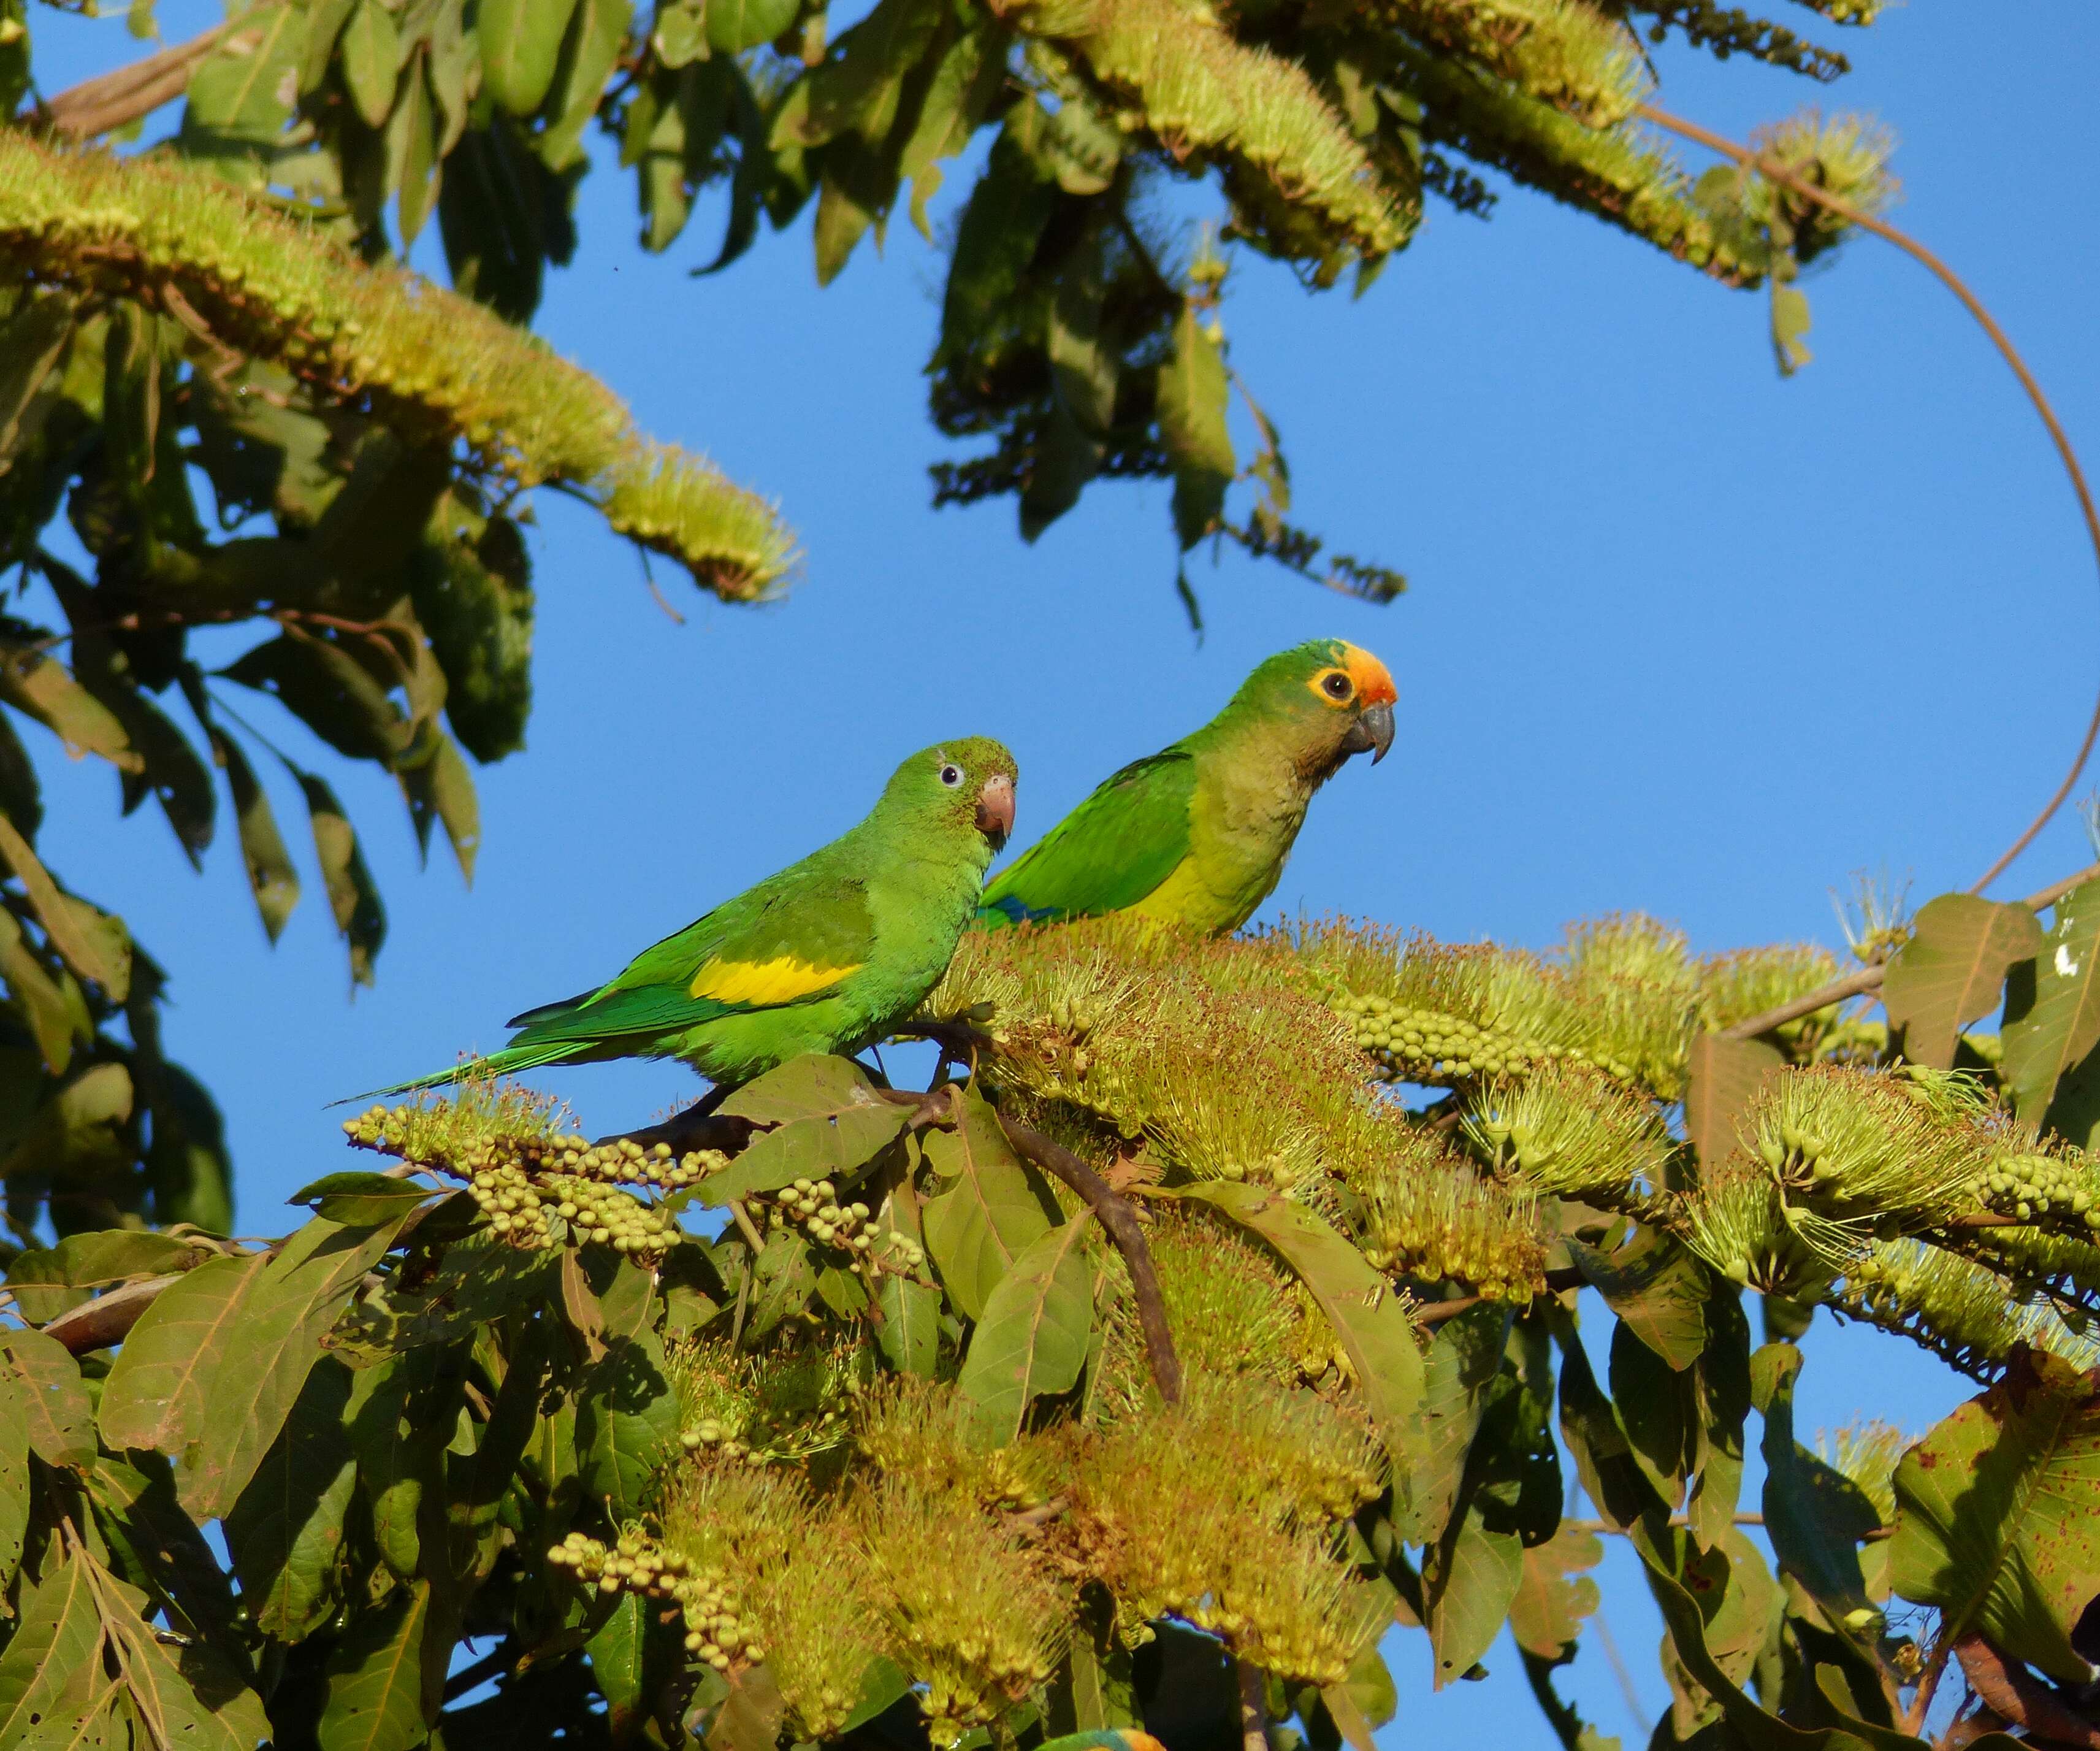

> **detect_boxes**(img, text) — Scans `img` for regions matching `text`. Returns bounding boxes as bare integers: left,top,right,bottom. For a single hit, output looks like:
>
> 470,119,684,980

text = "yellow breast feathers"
688,956,860,1006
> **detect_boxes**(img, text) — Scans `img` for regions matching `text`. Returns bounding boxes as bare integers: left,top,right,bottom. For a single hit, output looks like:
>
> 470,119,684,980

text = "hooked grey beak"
1344,702,1395,765
976,773,1015,851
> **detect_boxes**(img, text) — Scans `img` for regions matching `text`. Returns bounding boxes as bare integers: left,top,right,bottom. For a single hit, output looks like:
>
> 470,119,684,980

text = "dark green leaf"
0,1060,133,1184
180,1216,407,1519
0,1370,27,1590
876,1173,937,1376
957,1211,1093,1443
1424,1498,1524,1688
1568,1229,1709,1370
224,1358,357,1642
319,1582,434,1751
699,1105,908,1208
0,906,75,1074
291,1170,436,1224
1612,1316,1694,1509
389,53,441,244
578,1330,681,1516
921,1089,1053,1321
481,0,581,113
208,726,300,942
0,1554,104,1745
704,0,796,52
330,1233,556,1358
297,772,387,987
586,1592,647,1733
538,0,630,169
0,646,138,771
99,1252,265,1455
84,1453,243,1647
1390,1301,1506,1546
223,629,412,765
0,810,124,994
2003,879,2100,1119
1880,894,2043,1070
0,291,75,461
1157,304,1232,549
1889,1344,2100,1682
746,1227,819,1341
0,1325,93,1466
397,727,479,881
1752,1344,1877,1630
338,0,401,130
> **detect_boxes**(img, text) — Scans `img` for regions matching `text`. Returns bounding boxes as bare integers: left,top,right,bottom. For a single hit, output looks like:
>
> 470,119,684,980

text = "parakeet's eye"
1321,671,1353,701
938,762,965,788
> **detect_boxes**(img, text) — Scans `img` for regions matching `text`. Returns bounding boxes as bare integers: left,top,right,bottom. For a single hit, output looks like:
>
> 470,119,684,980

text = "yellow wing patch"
688,956,860,1006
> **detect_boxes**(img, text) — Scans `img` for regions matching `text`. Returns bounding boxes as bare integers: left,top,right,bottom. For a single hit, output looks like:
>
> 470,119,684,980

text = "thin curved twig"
1720,860,2099,1040
1640,103,2100,896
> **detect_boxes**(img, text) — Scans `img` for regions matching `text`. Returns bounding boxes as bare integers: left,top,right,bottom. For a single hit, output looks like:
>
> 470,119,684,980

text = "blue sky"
25,2,2100,1740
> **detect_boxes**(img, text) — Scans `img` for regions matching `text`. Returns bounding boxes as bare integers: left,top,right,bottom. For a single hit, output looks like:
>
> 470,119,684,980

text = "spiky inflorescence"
855,1377,1063,1512
1741,1067,1988,1239
1340,1122,1549,1301
663,1334,863,1468
1464,1059,1673,1208
1012,0,1418,261
858,1481,1068,1745
1816,1420,1911,1527
1307,915,1695,1096
1062,1374,1384,1683
1706,110,1900,263
1380,0,1654,126
1836,1241,2100,1382
343,1090,711,1262
0,132,797,599
1679,1156,1834,1297
1696,941,1843,1036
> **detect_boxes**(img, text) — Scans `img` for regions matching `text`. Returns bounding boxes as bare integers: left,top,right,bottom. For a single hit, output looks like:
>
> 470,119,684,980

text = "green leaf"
389,54,440,245
1182,1181,1427,1476
84,1453,242,1647
1567,1229,1709,1370
1549,1305,1668,1530
1880,894,2043,1070
704,0,796,52
0,1371,26,1590
784,0,942,148
0,907,75,1075
1683,1031,1783,1174
876,1173,937,1376
1753,1344,1877,1628
300,0,359,93
1424,1498,1524,1688
1889,1344,2100,1682
1770,282,1812,377
0,1325,93,1466
180,1216,407,1519
1157,304,1233,549
397,727,479,881
538,0,630,169
208,713,302,940
185,3,302,166
291,1170,436,1224
327,1232,555,1358
481,0,581,113
1391,1302,1505,1546
223,629,412,766
699,1103,908,1208
922,1089,1053,1322
717,1052,884,1123
578,1329,681,1517
297,772,387,988
98,1252,265,1455
0,646,139,772
586,1592,647,1732
0,1061,133,1185
0,1555,104,1745
1508,1526,1603,1659
338,0,401,130
1611,1316,1694,1509
0,810,123,994
899,23,1002,237
319,1582,434,1751
745,1228,819,1341
1687,1289,1752,1547
224,1358,357,1642
0,291,75,461
956,1211,1093,1443
2001,876,2100,1119
1644,1524,1782,1740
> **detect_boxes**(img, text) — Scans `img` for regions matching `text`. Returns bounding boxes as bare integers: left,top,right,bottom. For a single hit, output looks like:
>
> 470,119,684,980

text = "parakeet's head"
880,737,1020,853
1226,638,1397,776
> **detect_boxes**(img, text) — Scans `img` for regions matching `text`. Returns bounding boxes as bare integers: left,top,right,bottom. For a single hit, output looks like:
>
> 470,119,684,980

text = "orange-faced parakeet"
979,640,1392,935
373,738,1018,1091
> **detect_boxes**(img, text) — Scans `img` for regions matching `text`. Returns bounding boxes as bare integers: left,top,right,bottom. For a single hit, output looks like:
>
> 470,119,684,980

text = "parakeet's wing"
505,874,877,1048
979,750,1196,925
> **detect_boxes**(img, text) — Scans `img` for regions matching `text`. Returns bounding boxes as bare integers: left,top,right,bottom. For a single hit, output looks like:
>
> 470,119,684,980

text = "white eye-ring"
938,762,965,788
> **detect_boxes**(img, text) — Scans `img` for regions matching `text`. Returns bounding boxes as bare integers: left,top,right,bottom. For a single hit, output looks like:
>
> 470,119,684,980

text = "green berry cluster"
1332,995,1635,1086
756,1179,927,1277
546,1531,768,1672
464,1165,679,1259
343,1105,726,1190
1977,1154,2100,1230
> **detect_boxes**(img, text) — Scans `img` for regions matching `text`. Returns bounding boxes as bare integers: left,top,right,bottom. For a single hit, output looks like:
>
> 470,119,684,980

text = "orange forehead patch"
1342,643,1396,705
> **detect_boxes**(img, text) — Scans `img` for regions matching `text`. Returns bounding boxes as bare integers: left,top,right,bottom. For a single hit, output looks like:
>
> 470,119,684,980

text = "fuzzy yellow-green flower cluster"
857,1377,1061,1512
664,1335,863,1468
1839,1241,2100,1381
1338,993,1638,1087
0,132,798,600
1383,0,1652,127
1976,1151,2100,1232
1465,1060,1673,1208
343,1091,709,1260
548,1529,762,1670
1342,1125,1549,1301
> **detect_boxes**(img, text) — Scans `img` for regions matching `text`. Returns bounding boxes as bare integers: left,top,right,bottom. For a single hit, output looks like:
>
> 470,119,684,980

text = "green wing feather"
508,875,879,1048
979,751,1196,925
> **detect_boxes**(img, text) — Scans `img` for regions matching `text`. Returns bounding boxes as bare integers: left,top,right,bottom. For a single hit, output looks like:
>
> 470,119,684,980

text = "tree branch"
1641,103,2100,897
1719,861,2099,1040
40,22,239,139
996,1114,1185,1407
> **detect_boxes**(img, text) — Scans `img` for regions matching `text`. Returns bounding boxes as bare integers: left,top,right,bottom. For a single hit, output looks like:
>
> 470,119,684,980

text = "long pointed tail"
334,1041,587,1107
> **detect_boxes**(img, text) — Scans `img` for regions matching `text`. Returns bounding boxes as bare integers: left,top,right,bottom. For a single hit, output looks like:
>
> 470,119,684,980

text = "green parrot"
977,639,1394,936
369,738,1018,1093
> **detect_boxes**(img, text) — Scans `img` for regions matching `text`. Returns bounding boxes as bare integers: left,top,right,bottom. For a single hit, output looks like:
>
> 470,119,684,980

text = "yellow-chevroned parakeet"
371,739,1018,1092
979,640,1393,935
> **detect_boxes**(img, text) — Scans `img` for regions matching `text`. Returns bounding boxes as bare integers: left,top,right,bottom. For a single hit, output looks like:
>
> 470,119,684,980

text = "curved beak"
976,773,1015,851
1344,702,1395,765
